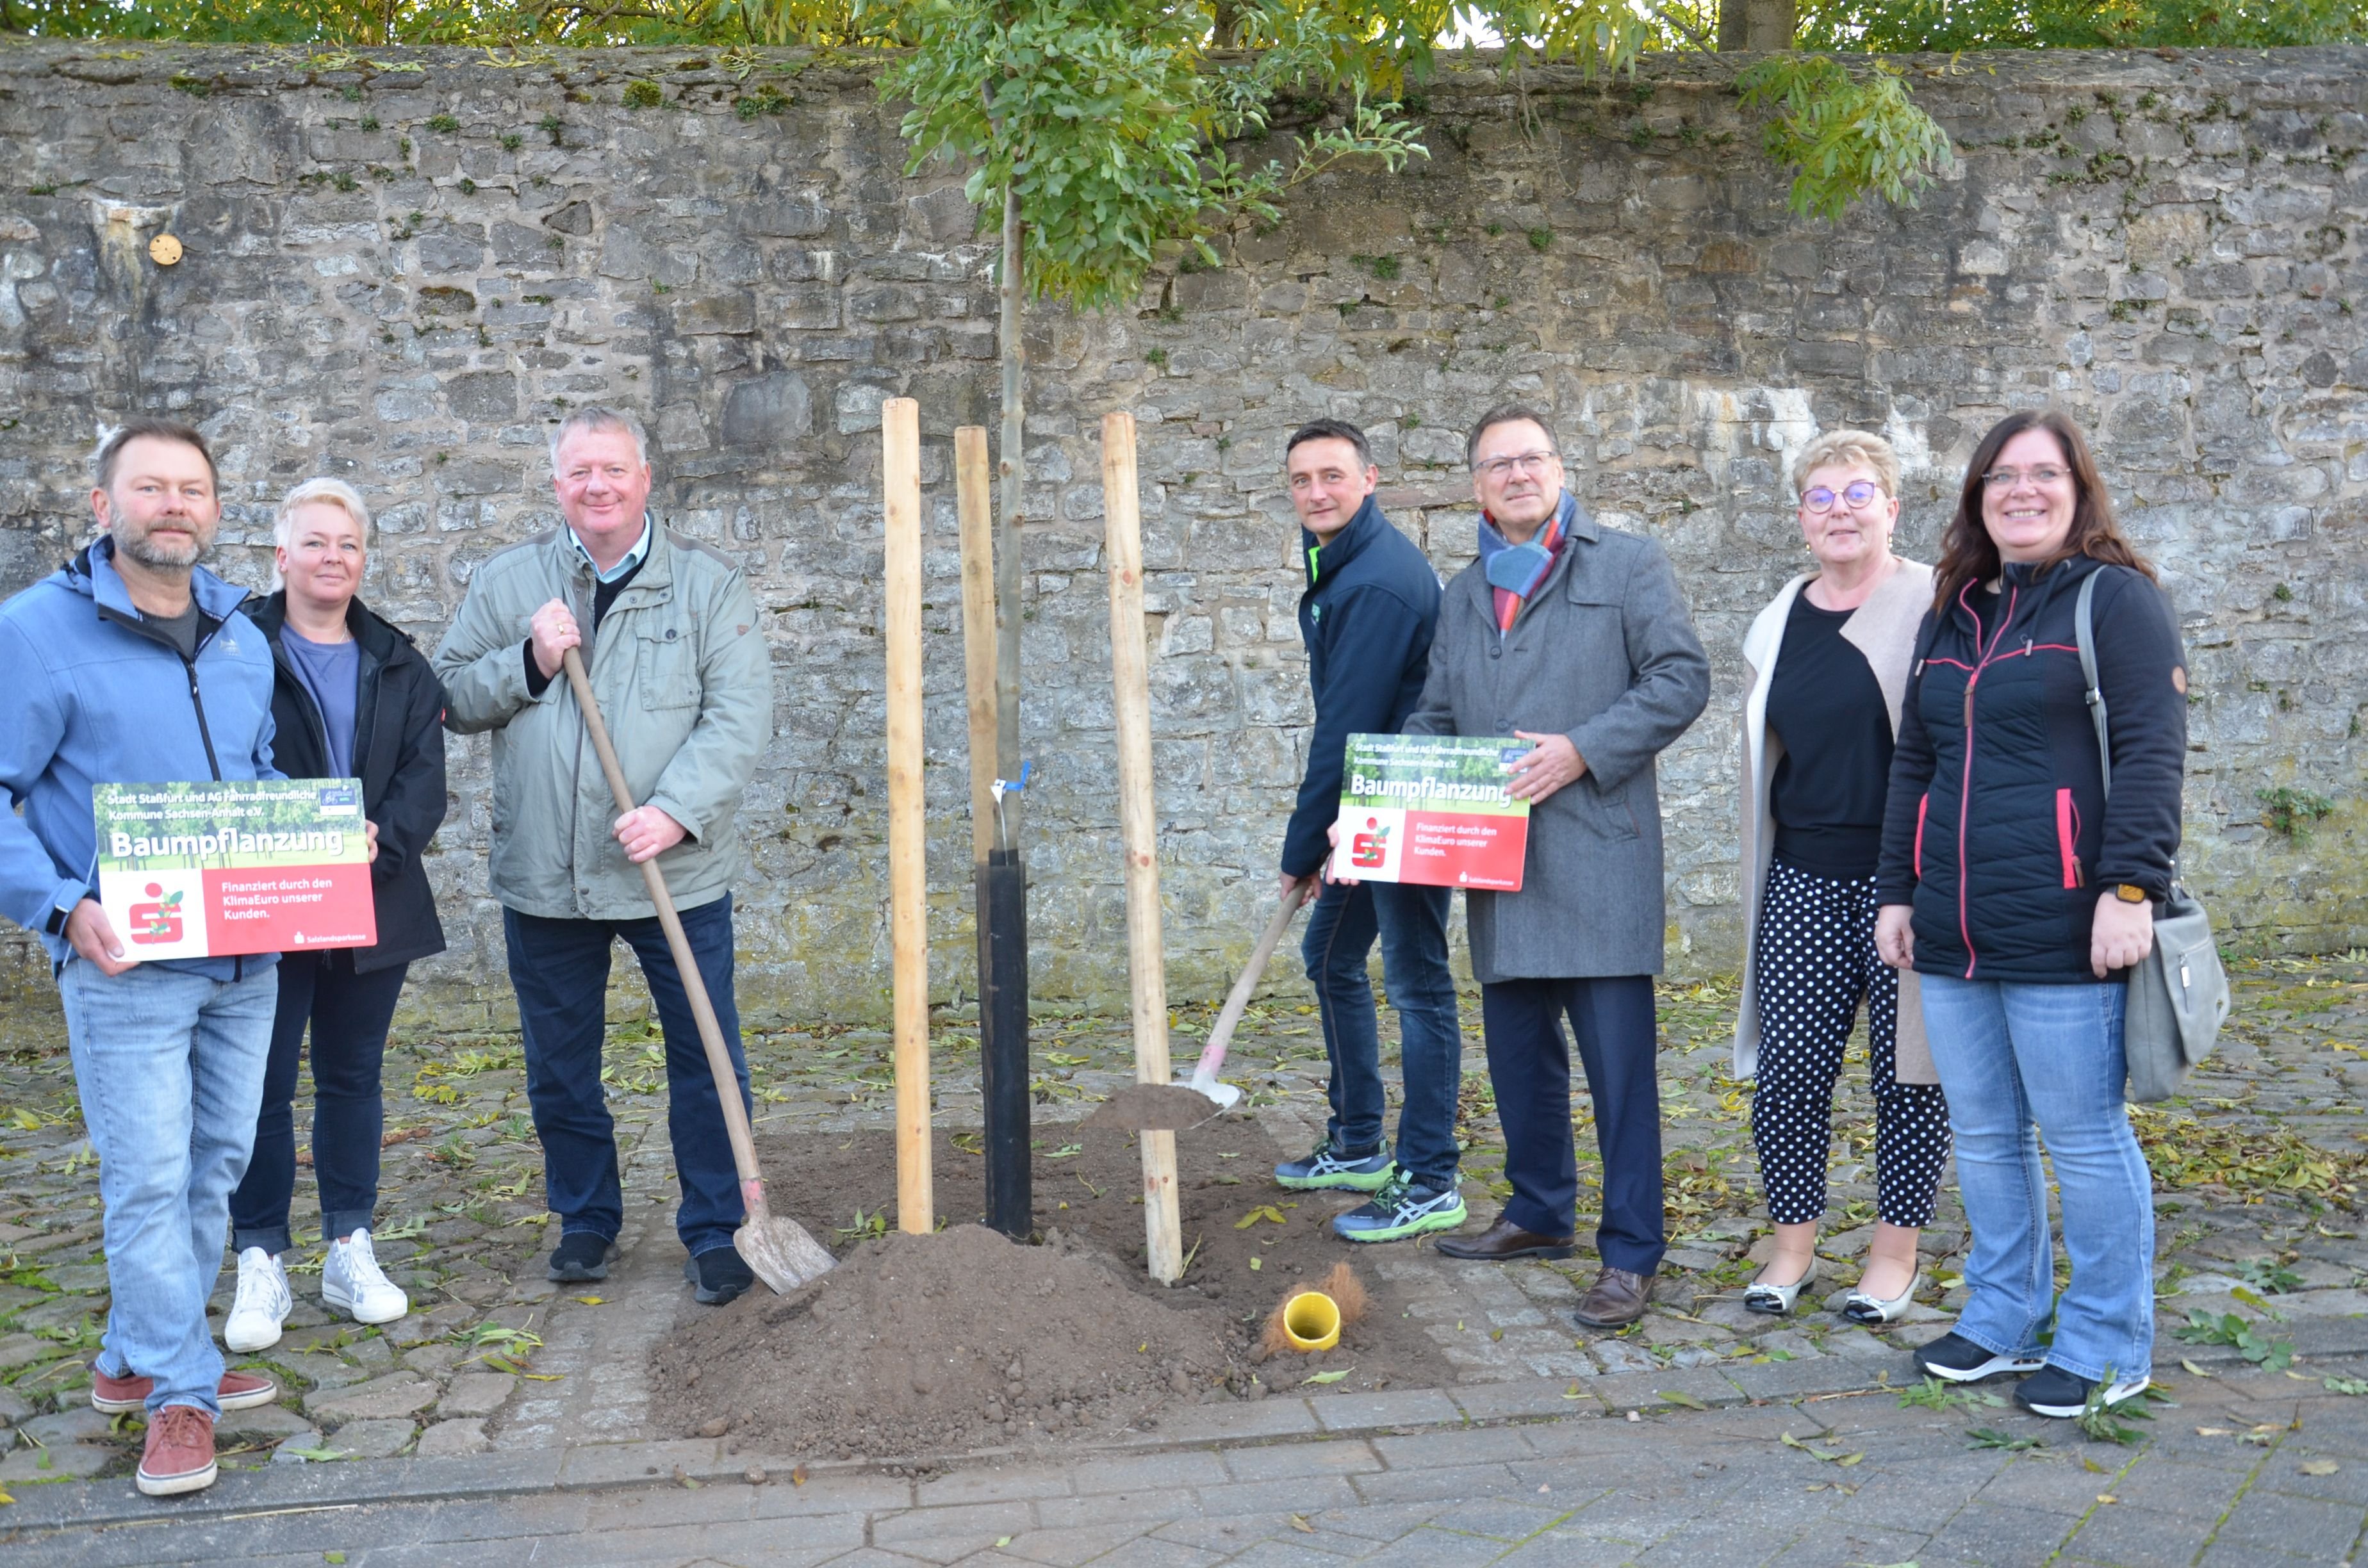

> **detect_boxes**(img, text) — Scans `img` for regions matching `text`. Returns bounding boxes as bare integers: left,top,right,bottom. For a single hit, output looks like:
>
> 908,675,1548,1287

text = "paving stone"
218,1404,317,1442
415,1418,492,1458
330,1418,420,1458
20,1407,112,1446
437,1373,518,1418
306,1372,440,1422
0,1439,112,1482
269,1427,328,1462
268,1349,373,1392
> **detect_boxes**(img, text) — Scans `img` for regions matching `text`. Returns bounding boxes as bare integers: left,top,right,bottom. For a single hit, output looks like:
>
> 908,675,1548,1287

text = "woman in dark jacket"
1874,410,2186,1419
223,479,448,1352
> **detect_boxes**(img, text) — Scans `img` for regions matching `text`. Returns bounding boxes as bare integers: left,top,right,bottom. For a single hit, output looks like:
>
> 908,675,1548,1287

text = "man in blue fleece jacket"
1269,420,1467,1243
0,420,299,1496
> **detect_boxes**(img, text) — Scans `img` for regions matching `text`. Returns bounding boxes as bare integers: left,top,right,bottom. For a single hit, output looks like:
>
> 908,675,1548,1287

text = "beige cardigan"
1734,559,1939,1084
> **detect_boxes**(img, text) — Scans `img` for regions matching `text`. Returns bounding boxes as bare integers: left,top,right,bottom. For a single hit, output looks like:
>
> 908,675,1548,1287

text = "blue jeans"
1301,879,1463,1187
504,894,753,1258
1920,974,2154,1385
59,956,279,1416
231,952,411,1255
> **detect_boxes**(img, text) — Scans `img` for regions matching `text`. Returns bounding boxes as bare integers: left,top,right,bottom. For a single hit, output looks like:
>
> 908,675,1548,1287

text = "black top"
1765,591,1893,879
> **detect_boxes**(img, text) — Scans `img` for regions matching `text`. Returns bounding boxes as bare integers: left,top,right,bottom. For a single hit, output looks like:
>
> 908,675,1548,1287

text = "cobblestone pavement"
3,953,2367,1555
10,1357,2368,1564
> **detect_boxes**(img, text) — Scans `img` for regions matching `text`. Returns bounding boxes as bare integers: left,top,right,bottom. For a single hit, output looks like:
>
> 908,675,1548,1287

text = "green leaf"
1303,1369,1349,1384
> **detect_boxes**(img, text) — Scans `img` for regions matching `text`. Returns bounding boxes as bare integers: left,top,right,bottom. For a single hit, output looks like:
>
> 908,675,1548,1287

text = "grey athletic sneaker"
1274,1136,1395,1193
1333,1173,1467,1243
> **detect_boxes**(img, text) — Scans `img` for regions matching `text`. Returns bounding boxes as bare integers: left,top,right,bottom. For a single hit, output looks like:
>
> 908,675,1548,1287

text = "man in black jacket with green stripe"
1269,420,1467,1244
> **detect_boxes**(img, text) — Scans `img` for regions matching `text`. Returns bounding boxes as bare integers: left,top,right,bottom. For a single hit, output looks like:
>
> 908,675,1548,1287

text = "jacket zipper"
1955,583,2021,979
100,598,242,976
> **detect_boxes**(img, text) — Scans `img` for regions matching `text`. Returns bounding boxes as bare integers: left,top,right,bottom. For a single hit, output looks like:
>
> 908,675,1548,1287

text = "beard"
116,521,213,570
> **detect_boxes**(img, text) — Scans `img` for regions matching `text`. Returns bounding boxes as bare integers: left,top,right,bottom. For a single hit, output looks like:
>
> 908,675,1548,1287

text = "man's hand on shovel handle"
614,804,686,864
530,598,581,680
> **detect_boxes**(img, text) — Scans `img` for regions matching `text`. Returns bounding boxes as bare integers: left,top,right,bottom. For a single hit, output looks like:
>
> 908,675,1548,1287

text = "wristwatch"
2113,884,2150,904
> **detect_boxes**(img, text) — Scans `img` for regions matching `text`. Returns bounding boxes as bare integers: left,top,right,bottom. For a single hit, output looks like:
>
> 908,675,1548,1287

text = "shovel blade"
735,1212,837,1295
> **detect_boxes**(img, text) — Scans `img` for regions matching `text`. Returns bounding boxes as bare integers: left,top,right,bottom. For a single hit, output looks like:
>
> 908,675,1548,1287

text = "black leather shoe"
1431,1218,1575,1261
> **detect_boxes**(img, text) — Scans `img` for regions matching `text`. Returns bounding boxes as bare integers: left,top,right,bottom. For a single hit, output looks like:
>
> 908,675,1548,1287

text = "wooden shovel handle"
561,646,762,1195
1188,880,1312,1092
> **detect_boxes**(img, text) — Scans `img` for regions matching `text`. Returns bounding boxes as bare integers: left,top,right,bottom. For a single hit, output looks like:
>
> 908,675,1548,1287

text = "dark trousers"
1301,878,1463,1187
504,894,752,1258
1479,974,1664,1275
229,951,409,1255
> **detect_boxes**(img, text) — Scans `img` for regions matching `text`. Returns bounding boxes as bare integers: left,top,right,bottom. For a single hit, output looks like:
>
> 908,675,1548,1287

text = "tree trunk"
1717,0,1794,50
994,183,1025,840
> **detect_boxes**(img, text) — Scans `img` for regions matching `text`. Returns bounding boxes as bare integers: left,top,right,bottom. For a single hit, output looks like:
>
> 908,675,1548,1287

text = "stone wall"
1,42,2363,1026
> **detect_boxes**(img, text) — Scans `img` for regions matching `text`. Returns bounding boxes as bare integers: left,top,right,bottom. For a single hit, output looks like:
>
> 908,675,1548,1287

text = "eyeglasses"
1981,466,2069,489
1800,480,1884,514
1473,450,1559,481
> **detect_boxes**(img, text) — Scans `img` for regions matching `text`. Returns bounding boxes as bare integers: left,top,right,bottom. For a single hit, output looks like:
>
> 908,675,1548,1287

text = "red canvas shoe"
136,1405,218,1496
92,1366,278,1416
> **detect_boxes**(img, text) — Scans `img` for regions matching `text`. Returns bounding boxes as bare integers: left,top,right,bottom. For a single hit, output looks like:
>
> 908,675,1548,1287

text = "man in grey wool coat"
1405,403,1710,1330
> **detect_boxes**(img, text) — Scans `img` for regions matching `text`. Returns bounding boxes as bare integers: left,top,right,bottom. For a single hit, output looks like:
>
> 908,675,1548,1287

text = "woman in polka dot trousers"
1736,430,1950,1324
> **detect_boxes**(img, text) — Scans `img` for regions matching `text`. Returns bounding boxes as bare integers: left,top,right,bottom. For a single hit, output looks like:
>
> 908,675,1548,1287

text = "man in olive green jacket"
434,406,773,1305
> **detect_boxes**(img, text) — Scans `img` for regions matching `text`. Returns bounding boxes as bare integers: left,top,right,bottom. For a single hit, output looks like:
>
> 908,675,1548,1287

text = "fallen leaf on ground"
1303,1370,1348,1385
2180,1358,2215,1377
791,1464,809,1486
2196,1426,2233,1436
2301,1459,2340,1476
1288,1515,1315,1534
1658,1389,1708,1410
572,1296,605,1305
2097,1494,2118,1504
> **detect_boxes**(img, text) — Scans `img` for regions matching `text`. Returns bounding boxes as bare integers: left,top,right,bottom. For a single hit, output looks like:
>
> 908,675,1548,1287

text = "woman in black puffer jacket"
1873,409,2186,1423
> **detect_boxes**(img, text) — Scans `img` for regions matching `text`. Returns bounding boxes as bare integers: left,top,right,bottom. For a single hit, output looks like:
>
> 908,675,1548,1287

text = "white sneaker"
224,1247,292,1352
322,1229,409,1326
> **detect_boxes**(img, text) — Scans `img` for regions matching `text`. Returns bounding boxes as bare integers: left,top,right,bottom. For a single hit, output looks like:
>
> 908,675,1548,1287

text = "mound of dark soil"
646,1122,1461,1458
650,1222,1236,1458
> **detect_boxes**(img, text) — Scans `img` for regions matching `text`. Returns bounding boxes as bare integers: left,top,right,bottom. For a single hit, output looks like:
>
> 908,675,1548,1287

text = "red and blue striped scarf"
1477,493,1575,634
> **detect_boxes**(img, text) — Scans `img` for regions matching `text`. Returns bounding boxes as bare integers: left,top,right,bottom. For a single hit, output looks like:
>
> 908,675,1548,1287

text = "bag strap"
2076,568,2186,896
2075,569,2109,801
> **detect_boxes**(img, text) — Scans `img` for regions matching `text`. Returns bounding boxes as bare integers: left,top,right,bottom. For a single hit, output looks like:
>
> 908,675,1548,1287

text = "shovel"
1086,880,1312,1133
561,646,836,1294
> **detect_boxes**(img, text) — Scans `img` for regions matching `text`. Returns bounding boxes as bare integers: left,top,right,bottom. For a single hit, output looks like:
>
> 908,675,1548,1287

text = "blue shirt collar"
569,515,652,585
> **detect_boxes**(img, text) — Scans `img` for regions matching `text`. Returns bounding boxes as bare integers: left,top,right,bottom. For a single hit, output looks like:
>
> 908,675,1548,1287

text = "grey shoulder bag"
2075,569,2231,1103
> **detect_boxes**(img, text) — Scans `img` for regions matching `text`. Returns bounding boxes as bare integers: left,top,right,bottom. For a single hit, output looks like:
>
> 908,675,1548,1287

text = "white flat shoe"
1744,1255,1818,1316
1841,1270,1920,1324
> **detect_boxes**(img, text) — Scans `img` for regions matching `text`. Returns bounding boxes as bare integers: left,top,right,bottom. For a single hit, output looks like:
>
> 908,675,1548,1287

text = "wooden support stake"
883,396,932,1236
1101,410,1184,1285
956,427,999,859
